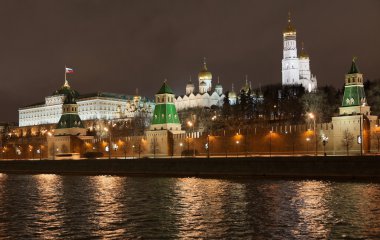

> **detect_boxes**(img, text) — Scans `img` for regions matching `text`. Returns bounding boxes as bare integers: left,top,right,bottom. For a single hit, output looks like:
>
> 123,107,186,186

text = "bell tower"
282,12,300,86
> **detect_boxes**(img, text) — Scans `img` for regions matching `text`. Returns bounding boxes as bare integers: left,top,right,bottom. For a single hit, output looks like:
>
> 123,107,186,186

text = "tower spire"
202,57,207,70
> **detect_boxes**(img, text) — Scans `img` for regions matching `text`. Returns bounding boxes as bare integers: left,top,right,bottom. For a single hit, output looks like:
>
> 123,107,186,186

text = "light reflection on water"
0,175,379,239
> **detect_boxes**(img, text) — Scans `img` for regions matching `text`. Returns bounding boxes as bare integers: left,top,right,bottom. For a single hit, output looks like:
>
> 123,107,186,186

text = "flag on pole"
65,67,74,74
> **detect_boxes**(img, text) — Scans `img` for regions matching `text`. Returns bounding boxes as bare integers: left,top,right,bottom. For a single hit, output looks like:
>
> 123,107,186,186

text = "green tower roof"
151,104,180,125
56,114,84,129
151,81,180,126
348,58,360,74
157,81,174,94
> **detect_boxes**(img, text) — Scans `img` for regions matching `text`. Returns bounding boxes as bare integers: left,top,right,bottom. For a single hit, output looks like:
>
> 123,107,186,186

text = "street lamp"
322,135,329,156
47,131,55,160
132,145,135,159
187,120,195,157
179,142,183,158
236,140,240,158
104,127,111,160
306,137,310,155
269,130,273,157
308,113,317,156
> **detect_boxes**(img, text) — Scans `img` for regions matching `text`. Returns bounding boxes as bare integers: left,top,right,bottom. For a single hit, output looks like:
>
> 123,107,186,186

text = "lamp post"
269,130,273,157
104,127,111,160
309,113,317,156
47,131,55,160
306,137,310,155
132,145,135,159
179,142,183,158
322,135,329,156
236,140,239,158
207,134,210,158
187,120,195,157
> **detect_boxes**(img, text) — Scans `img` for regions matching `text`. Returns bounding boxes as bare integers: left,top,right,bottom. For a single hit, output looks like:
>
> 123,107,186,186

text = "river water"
0,174,379,239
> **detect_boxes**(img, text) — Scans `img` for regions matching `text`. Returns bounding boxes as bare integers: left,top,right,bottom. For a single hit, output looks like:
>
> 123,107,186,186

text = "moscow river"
0,174,379,239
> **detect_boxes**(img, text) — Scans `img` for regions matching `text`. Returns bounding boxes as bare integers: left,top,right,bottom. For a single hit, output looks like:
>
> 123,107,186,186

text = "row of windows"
156,96,174,103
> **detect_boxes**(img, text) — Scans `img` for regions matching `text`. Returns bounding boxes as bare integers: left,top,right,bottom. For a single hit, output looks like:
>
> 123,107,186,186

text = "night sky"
0,0,379,122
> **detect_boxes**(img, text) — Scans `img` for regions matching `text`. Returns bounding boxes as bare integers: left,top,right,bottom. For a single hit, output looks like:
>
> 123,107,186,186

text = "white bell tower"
282,13,300,86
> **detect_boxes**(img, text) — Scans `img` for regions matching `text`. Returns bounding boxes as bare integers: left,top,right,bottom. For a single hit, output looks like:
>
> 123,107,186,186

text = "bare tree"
342,129,354,156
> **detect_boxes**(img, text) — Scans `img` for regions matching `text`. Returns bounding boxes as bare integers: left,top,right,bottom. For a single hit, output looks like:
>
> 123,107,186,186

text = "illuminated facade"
18,80,154,127
282,14,317,92
175,59,225,111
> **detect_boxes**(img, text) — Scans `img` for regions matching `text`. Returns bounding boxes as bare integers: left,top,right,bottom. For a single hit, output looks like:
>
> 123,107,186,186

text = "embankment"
0,156,380,179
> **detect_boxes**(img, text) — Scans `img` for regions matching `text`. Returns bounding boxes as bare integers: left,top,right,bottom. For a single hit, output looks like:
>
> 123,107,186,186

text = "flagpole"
65,65,67,82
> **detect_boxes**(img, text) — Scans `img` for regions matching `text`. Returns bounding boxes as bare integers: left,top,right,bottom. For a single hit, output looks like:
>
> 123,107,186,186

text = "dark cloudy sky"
0,0,379,122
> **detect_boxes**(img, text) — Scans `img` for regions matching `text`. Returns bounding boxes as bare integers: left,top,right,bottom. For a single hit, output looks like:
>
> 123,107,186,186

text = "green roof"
57,114,84,129
157,82,174,94
348,59,360,74
342,85,366,107
151,104,180,125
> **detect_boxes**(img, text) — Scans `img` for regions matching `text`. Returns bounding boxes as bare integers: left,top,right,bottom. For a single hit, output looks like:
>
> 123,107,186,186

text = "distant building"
282,13,317,92
18,79,154,127
175,59,225,111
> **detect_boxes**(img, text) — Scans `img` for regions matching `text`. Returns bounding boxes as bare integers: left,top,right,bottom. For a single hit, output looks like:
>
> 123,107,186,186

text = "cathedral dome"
228,91,236,98
215,83,222,89
186,81,195,88
198,58,212,80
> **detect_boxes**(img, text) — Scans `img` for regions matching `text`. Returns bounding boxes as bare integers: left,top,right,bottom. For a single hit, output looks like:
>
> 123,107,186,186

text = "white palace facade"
175,59,225,111
282,14,317,92
18,80,154,127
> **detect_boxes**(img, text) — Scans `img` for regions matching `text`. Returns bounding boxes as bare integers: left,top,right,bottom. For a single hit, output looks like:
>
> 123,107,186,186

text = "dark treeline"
179,79,380,134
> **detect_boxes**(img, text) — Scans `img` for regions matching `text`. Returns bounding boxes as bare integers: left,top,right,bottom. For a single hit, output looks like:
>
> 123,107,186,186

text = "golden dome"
198,58,212,80
283,12,296,34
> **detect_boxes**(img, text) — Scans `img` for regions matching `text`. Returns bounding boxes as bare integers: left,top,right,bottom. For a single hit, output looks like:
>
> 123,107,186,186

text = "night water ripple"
0,174,379,239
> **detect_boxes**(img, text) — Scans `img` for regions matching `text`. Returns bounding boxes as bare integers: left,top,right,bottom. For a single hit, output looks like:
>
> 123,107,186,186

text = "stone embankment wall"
0,156,379,179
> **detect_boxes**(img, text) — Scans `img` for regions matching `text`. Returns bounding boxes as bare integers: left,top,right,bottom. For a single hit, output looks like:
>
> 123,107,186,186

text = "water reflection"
33,174,64,239
90,176,126,238
292,181,332,239
0,175,379,239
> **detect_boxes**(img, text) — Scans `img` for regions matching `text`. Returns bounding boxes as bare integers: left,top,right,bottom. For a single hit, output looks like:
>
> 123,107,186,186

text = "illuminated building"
175,58,226,110
18,79,154,127
282,13,317,92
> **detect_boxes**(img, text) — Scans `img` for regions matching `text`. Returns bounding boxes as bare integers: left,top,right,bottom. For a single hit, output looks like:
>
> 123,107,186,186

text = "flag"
65,67,74,74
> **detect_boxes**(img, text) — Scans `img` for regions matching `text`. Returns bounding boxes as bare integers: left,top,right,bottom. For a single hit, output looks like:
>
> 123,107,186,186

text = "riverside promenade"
0,156,380,179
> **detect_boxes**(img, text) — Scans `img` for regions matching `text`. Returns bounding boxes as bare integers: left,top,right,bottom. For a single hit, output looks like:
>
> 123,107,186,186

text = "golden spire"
202,57,207,71
284,11,296,34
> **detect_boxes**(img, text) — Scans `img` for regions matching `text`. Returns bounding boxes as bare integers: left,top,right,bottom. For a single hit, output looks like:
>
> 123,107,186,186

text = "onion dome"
299,42,309,59
228,83,237,98
283,12,296,34
198,58,212,80
228,91,237,98
186,79,195,88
